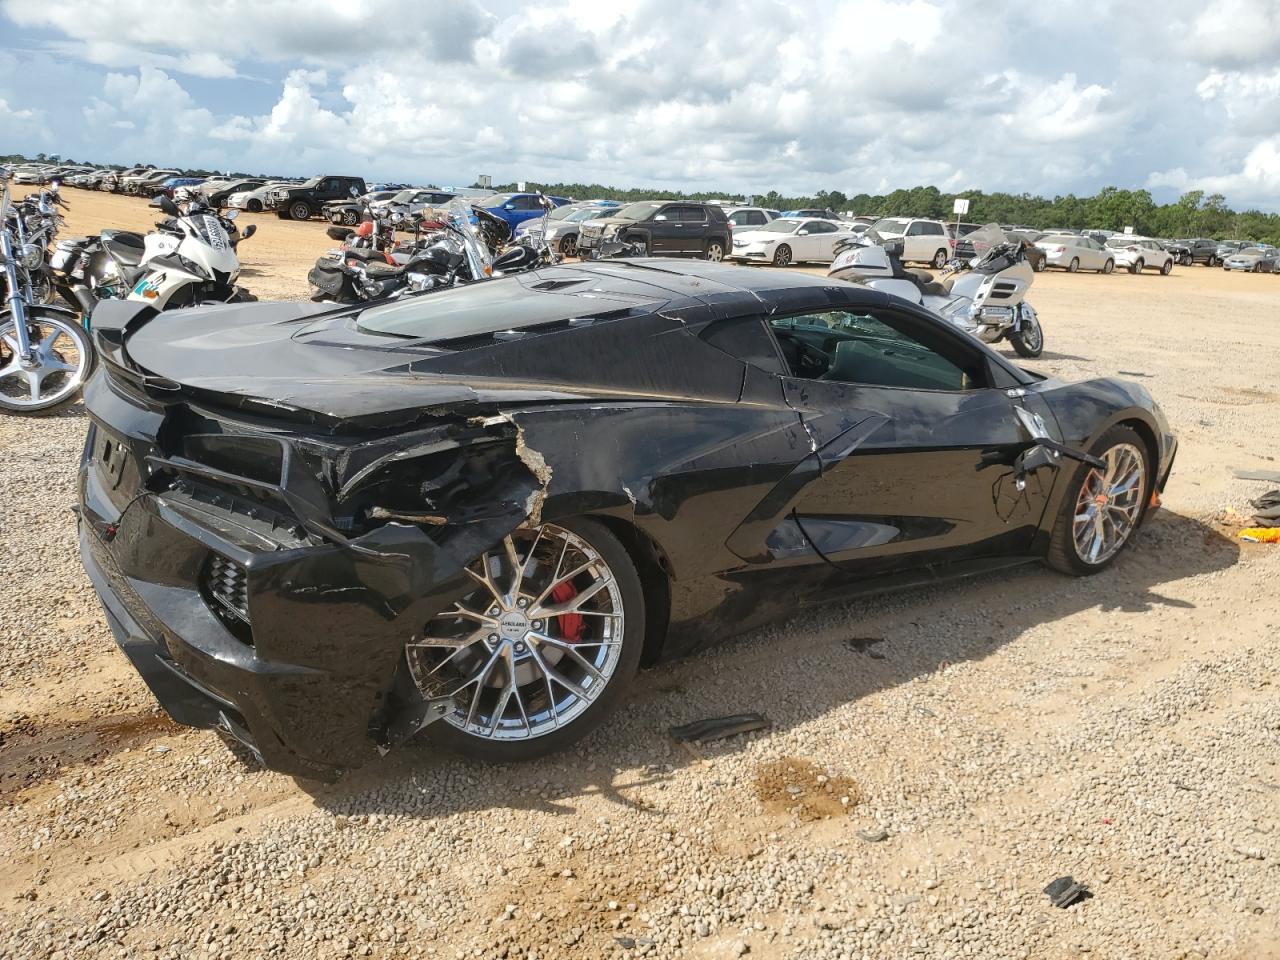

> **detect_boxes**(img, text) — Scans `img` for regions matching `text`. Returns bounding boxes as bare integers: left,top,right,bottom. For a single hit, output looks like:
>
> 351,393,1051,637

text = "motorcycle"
7,179,67,305
48,189,257,315
308,195,556,304
0,172,94,414
828,223,1044,358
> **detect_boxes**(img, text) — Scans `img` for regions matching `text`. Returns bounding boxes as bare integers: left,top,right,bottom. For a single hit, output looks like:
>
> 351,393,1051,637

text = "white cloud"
2,0,1280,210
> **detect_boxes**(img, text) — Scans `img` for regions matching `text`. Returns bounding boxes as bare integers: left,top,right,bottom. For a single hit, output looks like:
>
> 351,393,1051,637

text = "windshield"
960,223,1008,257
481,193,516,208
1039,234,1077,245
614,201,666,220
871,217,910,235
1105,236,1137,248
756,219,801,234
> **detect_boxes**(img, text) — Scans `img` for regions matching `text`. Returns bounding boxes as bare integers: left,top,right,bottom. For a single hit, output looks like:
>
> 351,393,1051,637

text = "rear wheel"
0,313,94,414
415,519,645,762
1206,255,1217,267
772,244,793,267
932,248,948,269
705,240,725,262
1129,259,1144,274
1046,426,1151,575
1101,259,1114,274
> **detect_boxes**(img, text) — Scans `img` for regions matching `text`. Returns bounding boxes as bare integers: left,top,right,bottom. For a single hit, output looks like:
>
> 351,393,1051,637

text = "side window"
811,221,839,234
906,222,926,236
653,206,677,221
922,221,945,236
678,206,707,222
768,310,985,392
512,195,539,210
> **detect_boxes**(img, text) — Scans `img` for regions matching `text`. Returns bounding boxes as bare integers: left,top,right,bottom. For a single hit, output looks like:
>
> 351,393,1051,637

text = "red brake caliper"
550,581,585,643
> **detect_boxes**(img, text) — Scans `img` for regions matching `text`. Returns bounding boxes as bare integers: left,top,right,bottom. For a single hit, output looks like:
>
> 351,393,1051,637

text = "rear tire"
1101,259,1114,274
1067,257,1080,273
1129,259,1143,274
1046,426,1152,575
423,518,646,762
705,240,725,262
1207,255,1217,267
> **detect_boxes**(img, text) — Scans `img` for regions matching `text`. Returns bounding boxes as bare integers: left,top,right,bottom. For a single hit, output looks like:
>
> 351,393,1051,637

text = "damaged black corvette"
77,261,1175,779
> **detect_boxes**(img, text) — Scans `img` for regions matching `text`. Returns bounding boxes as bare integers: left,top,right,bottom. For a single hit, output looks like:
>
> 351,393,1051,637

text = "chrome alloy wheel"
1071,442,1146,565
407,524,625,741
0,316,91,411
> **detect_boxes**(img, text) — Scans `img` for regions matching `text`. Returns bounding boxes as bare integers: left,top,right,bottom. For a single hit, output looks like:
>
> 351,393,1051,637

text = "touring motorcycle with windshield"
828,223,1044,358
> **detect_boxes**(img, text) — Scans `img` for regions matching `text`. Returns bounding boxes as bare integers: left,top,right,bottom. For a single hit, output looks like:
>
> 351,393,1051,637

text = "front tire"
1101,259,1114,274
1032,255,1046,273
1068,257,1080,273
1046,426,1152,575
289,201,312,221
418,518,646,762
932,248,948,269
342,209,359,226
1007,308,1044,358
247,199,263,213
0,313,95,414
560,234,578,258
1207,255,1217,267
772,244,793,267
1161,259,1173,275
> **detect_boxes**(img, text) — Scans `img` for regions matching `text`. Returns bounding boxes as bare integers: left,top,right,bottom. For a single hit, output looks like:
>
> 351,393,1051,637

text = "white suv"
869,217,952,267
1103,236,1174,275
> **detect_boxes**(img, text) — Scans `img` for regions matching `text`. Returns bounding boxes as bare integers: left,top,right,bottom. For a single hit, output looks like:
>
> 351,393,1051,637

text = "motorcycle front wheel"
1007,311,1044,358
0,312,95,414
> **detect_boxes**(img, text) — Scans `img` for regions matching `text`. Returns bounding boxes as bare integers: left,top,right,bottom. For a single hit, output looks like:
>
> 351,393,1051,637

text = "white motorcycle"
127,191,256,308
828,223,1044,358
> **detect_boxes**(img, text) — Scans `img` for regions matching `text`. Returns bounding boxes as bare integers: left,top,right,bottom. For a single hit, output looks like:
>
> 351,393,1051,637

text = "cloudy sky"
2,0,1279,210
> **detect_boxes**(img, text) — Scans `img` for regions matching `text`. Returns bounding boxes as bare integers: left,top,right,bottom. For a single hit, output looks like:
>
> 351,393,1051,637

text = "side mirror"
503,203,516,211
653,214,667,221
241,224,257,240
223,209,238,219
159,195,180,216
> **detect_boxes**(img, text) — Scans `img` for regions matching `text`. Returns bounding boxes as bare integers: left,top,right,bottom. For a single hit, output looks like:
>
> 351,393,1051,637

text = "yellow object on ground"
1239,527,1280,543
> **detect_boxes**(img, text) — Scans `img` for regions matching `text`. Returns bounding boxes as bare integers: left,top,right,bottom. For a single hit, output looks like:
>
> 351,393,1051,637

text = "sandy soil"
1,188,1278,960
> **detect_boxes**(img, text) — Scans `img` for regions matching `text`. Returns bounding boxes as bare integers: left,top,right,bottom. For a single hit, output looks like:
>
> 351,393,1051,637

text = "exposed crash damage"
76,261,1176,778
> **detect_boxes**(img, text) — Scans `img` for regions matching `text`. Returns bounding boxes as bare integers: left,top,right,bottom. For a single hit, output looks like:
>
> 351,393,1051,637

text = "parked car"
377,188,459,218
1034,234,1116,273
869,217,952,268
513,204,618,257
476,192,573,231
727,217,857,266
1214,240,1248,261
121,169,180,195
1221,246,1279,272
577,201,733,260
781,208,841,220
226,181,297,213
1165,238,1220,266
269,176,368,220
322,190,404,225
146,176,206,202
204,178,268,208
77,260,1177,776
1104,237,1174,275
724,206,777,229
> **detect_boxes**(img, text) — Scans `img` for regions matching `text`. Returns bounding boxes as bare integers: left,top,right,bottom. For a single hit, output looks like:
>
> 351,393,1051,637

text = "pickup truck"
270,176,368,221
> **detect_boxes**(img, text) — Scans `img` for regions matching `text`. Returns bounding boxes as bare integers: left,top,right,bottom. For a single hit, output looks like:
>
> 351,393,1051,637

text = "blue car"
478,192,573,230
147,176,206,204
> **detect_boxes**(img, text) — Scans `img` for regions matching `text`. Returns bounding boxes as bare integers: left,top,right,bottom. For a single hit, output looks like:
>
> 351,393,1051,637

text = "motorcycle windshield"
960,223,1008,259
442,198,496,278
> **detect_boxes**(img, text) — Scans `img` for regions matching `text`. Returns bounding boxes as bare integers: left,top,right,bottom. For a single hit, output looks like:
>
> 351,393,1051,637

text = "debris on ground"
669,713,770,743
842,636,887,658
1232,468,1280,483
1249,489,1280,527
1239,528,1280,543
857,827,890,843
1044,875,1092,908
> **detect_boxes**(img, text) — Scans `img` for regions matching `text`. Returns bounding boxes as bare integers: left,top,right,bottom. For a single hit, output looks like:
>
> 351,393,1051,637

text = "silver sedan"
1034,234,1116,273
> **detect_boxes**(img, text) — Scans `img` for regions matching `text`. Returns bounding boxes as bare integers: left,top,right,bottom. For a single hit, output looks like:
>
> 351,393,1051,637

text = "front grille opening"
202,554,254,645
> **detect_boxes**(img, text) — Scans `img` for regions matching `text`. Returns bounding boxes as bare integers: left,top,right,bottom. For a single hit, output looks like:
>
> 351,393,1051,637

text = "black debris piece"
669,713,770,744
1250,489,1280,528
614,936,637,949
1043,875,1092,908
1116,370,1151,378
1233,469,1280,483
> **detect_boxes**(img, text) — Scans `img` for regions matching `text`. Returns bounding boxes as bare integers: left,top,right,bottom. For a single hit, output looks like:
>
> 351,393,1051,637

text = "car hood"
90,297,698,428
733,230,788,244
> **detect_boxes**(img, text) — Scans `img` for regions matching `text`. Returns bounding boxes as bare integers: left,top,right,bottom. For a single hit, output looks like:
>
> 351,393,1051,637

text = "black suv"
271,176,368,221
1166,238,1220,266
576,201,732,260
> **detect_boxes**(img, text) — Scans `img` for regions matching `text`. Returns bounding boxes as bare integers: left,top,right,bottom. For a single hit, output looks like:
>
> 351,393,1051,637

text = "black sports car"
77,261,1176,779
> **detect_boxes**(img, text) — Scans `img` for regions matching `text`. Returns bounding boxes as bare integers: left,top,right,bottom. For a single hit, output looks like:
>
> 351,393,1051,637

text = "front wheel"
1046,426,1152,575
1007,307,1044,358
1207,255,1217,267
341,209,359,226
1032,256,1046,273
247,199,263,213
705,240,725,262
772,244,793,267
560,234,578,258
0,313,95,414
415,519,646,762
1067,257,1080,273
1161,259,1173,275
289,201,312,221
1101,259,1114,274
932,248,948,269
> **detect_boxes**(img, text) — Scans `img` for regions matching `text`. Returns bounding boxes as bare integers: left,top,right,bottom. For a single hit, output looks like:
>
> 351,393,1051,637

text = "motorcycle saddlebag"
307,259,356,301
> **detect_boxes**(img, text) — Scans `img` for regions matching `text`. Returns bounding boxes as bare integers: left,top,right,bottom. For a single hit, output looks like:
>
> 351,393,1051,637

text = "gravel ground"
1,189,1278,960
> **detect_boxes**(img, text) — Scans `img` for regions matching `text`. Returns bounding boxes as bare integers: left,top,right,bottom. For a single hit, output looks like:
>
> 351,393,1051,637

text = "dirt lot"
1,188,1278,960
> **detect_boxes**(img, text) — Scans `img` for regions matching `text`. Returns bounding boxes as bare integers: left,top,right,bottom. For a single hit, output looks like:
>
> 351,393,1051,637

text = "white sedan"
728,218,858,266
1034,234,1116,273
